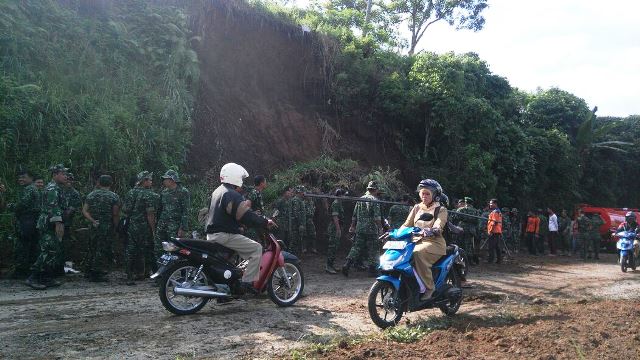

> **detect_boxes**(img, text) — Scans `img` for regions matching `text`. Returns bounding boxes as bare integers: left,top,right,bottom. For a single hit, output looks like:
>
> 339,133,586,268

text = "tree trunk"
363,0,373,35
423,114,431,157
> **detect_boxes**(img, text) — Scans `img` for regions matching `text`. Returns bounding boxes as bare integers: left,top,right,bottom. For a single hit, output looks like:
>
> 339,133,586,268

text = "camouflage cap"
136,171,153,183
457,199,465,204
66,172,75,181
161,169,181,183
294,185,306,193
49,163,69,175
366,181,379,190
502,207,510,213
511,208,519,213
464,196,473,204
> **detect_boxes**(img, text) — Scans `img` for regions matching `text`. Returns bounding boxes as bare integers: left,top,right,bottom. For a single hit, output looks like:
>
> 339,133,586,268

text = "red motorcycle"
151,232,304,315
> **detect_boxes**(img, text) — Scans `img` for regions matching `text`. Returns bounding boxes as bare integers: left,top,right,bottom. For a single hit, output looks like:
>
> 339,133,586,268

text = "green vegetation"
0,0,197,195
1,0,639,222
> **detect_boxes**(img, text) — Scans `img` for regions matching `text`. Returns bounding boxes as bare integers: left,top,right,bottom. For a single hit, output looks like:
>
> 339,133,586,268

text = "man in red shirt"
487,199,503,264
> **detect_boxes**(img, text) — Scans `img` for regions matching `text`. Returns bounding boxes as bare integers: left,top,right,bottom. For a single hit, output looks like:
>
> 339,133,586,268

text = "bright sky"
290,0,640,117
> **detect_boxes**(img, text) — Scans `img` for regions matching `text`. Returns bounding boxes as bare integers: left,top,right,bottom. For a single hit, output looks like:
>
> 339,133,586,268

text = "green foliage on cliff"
0,0,197,193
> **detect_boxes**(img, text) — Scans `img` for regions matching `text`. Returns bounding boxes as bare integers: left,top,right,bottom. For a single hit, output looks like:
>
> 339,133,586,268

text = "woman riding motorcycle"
400,179,448,300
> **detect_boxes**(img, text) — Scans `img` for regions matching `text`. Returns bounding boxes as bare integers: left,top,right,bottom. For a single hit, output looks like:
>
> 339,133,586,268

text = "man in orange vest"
487,199,503,264
525,210,541,255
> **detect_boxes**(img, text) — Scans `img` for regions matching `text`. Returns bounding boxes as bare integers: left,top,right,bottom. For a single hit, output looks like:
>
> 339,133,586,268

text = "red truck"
577,204,640,250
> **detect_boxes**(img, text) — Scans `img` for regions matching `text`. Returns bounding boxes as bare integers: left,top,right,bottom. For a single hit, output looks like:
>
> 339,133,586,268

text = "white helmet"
219,163,249,187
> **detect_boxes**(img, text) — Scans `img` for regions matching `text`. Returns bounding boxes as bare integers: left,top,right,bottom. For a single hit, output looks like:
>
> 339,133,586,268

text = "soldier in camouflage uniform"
287,186,307,255
575,209,590,260
26,164,68,289
458,197,480,264
537,209,548,255
155,170,191,257
8,170,41,278
342,181,382,277
501,208,512,254
558,209,571,256
123,171,159,283
272,187,293,246
56,172,82,276
325,188,345,274
304,191,318,254
510,208,521,253
587,213,604,260
478,205,490,256
387,194,412,229
82,175,120,281
245,175,267,241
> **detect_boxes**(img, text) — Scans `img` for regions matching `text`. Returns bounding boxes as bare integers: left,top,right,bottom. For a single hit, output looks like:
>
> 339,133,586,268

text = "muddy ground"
1,253,639,359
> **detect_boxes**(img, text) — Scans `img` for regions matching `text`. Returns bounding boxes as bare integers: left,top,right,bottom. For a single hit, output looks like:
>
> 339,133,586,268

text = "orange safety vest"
487,209,502,234
525,216,540,234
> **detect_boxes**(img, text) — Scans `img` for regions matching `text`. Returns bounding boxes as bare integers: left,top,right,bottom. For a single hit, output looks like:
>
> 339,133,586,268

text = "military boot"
341,259,353,277
325,260,337,274
25,273,47,290
42,276,62,288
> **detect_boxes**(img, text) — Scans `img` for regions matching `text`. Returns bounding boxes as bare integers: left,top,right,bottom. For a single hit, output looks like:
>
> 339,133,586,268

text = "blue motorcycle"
615,230,636,273
367,214,464,329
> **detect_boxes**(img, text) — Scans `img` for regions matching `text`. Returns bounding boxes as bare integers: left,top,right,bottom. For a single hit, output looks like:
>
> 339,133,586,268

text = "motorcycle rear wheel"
368,280,405,329
439,271,463,316
621,254,628,273
159,263,210,315
268,261,304,307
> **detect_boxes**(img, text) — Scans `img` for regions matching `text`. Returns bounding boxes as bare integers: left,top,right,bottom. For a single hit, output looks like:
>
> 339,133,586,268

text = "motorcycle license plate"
383,241,407,250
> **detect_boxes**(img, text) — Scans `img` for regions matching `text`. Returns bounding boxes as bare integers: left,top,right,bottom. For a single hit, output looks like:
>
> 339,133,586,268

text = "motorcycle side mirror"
418,213,434,222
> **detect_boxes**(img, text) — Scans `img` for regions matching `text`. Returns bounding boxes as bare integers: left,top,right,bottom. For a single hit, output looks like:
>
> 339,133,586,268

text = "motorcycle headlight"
162,241,178,252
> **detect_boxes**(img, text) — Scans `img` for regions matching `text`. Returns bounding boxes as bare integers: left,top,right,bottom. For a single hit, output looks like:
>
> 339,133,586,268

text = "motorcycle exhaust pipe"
173,287,229,298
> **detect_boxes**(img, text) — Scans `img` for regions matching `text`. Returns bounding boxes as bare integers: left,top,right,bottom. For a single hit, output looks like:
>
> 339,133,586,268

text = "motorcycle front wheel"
268,261,304,307
368,280,405,329
621,253,630,273
159,263,210,315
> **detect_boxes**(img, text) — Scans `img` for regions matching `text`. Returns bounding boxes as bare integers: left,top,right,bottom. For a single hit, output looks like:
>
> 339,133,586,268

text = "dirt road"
1,253,639,359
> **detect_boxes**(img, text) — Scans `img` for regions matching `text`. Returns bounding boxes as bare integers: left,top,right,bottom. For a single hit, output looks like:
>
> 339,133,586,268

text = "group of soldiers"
1,165,190,289
270,185,319,258
1,165,613,290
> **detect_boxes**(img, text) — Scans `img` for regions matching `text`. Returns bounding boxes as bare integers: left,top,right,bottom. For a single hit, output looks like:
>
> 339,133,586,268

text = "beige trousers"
206,232,262,282
634,239,640,259
412,243,443,290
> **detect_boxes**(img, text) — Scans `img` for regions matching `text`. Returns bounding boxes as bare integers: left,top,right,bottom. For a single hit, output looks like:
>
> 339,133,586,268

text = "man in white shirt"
547,208,559,256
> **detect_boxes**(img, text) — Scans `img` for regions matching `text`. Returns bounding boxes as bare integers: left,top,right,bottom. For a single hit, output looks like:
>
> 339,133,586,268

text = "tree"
523,88,592,140
390,0,488,55
309,0,402,48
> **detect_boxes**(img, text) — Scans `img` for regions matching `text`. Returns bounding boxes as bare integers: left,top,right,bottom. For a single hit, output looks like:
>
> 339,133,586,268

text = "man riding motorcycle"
617,211,640,259
204,163,276,294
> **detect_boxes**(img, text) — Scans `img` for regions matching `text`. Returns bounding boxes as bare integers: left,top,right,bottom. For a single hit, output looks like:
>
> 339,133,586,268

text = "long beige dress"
402,202,448,290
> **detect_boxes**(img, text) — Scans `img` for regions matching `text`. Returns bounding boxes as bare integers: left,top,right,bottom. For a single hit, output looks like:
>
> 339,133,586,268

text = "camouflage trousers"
154,220,181,257
304,221,317,251
126,222,155,278
582,234,600,259
346,232,378,266
31,229,63,275
288,229,304,256
326,226,340,265
84,223,114,275
461,230,477,256
13,216,39,276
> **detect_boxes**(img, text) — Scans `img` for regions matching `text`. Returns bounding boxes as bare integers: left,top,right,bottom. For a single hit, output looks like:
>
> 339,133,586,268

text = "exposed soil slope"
186,2,406,177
